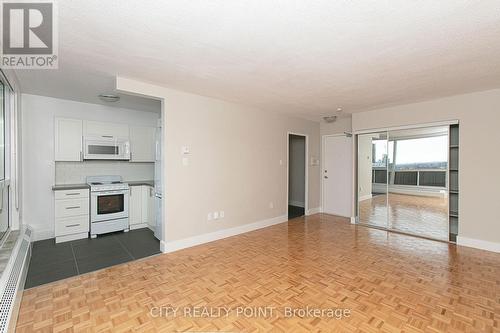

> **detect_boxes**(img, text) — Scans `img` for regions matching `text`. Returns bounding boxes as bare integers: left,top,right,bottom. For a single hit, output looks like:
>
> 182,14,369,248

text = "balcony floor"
359,193,449,241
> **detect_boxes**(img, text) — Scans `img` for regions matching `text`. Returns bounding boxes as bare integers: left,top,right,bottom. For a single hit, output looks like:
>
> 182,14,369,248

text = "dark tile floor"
288,205,305,219
25,228,160,289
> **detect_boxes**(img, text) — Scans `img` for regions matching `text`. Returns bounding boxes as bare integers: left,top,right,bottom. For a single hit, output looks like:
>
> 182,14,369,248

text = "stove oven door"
91,190,129,223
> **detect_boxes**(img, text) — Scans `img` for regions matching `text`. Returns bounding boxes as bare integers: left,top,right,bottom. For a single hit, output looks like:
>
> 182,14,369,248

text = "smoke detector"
98,93,120,102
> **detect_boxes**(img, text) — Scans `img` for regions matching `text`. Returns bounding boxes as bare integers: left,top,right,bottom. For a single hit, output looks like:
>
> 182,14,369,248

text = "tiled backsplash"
55,161,154,184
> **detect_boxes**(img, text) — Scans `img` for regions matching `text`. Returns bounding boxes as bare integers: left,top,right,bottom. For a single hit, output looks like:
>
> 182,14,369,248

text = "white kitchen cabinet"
83,120,129,139
129,185,155,230
129,126,156,162
54,117,83,161
148,187,155,229
129,186,143,227
142,185,155,228
54,188,89,243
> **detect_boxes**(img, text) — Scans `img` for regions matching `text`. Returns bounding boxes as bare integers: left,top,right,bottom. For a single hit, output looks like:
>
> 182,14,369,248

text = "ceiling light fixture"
323,116,337,123
98,93,120,102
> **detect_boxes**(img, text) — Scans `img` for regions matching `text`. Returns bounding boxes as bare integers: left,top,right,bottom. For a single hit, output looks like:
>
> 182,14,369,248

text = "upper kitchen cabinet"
83,120,129,139
129,125,156,162
55,117,83,161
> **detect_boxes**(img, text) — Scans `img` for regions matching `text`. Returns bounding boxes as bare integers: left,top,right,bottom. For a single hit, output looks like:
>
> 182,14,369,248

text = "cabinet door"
84,120,129,139
141,185,154,225
148,186,155,228
129,186,142,226
130,126,156,162
55,118,83,161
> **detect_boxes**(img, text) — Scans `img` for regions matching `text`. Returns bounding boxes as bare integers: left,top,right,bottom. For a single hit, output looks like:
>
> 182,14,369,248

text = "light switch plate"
213,211,219,219
207,212,213,221
220,211,225,218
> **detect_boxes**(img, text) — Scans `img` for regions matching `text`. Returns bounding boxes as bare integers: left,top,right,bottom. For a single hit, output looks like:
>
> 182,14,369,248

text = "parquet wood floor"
359,193,449,240
16,214,500,332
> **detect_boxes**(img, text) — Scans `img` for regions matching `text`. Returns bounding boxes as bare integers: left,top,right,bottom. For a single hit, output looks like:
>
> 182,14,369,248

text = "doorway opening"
287,133,307,219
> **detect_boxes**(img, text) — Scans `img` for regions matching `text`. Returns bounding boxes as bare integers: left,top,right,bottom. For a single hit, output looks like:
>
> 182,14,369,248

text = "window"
372,139,388,168
394,136,448,169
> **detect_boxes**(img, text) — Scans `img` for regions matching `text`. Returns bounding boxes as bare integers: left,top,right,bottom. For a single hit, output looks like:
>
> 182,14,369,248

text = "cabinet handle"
66,206,80,209
66,224,80,227
80,151,83,161
65,193,80,196
102,135,113,138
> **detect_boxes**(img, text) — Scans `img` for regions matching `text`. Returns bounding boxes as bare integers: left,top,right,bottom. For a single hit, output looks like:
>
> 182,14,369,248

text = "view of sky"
373,135,448,165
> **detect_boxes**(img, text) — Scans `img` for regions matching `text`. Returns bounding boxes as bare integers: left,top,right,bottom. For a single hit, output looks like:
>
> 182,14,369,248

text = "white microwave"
83,136,130,160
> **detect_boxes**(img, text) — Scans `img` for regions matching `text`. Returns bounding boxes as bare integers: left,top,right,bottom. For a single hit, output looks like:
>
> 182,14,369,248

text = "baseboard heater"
0,227,32,332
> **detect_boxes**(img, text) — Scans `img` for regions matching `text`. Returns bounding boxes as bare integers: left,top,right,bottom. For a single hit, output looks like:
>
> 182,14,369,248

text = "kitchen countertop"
52,180,153,191
127,180,154,187
52,183,90,191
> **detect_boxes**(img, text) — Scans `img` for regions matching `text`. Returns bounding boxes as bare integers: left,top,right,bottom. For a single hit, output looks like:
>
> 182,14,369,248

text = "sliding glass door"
357,132,388,229
356,126,450,241
0,79,10,241
387,128,449,240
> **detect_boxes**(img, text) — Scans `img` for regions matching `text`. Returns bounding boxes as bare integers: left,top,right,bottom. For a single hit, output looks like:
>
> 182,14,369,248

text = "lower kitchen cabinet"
54,189,90,243
129,185,155,230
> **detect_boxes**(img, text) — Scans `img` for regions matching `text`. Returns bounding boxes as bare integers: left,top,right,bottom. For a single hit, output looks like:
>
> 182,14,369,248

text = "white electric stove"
86,175,130,238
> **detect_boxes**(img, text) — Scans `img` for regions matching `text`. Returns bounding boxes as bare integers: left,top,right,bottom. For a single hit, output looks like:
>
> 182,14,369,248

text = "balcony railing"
373,169,446,188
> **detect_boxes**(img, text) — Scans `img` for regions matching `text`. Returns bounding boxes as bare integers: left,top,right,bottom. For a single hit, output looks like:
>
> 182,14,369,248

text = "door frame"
321,134,353,217
286,132,308,218
354,124,454,243
0,70,12,245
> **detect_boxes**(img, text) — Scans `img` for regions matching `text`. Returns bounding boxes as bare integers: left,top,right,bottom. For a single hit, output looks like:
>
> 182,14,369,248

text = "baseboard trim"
457,236,500,253
55,232,88,243
31,228,54,241
306,207,320,215
288,200,305,208
359,194,372,202
162,214,288,253
130,223,148,230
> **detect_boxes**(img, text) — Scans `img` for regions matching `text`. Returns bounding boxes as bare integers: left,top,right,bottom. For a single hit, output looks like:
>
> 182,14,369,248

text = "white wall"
320,117,352,136
116,78,321,251
352,88,500,252
21,94,159,240
288,135,305,207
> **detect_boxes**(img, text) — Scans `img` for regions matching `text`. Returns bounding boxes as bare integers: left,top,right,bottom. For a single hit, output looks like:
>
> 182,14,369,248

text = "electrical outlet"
269,202,274,209
220,211,225,218
207,212,213,221
213,211,219,219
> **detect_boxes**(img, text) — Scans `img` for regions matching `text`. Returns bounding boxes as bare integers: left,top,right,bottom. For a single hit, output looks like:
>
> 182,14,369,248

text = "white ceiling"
15,0,500,118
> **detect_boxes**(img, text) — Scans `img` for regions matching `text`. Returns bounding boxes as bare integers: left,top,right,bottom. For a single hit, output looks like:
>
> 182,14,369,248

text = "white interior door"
322,135,352,217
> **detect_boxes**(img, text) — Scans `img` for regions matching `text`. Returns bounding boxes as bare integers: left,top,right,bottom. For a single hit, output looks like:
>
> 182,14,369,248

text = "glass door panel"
387,127,449,240
357,132,388,228
0,81,8,240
